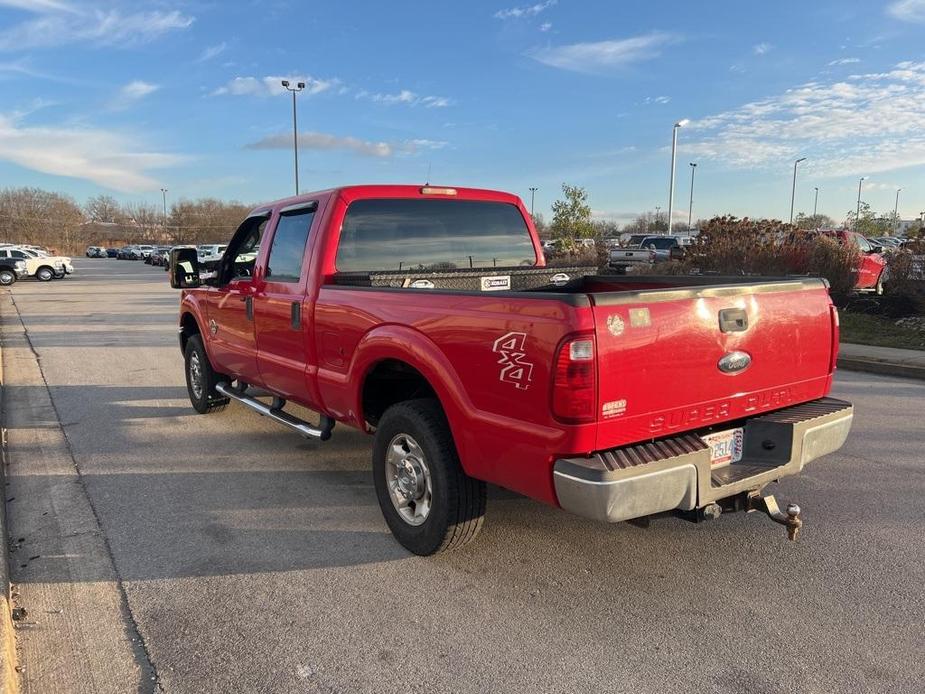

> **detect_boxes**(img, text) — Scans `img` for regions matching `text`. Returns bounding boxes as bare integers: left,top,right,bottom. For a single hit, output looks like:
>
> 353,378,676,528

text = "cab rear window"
335,199,536,272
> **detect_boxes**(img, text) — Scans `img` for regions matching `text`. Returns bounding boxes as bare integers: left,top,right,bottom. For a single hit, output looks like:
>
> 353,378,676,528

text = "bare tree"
84,194,124,224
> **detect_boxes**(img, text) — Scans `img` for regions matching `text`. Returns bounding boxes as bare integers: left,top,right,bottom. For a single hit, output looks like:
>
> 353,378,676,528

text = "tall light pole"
687,162,697,233
856,177,866,231
667,119,689,235
789,157,806,224
528,187,538,217
281,80,306,195
655,206,661,231
894,188,902,234
813,186,819,220
160,187,168,231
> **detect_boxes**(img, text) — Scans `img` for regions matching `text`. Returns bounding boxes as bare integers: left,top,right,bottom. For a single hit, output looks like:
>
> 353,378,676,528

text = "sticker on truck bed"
480,275,511,291
492,332,534,390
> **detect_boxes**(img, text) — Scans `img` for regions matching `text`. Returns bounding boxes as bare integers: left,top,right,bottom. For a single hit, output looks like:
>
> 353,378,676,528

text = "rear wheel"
184,334,230,414
0,270,15,286
373,399,486,555
35,266,54,281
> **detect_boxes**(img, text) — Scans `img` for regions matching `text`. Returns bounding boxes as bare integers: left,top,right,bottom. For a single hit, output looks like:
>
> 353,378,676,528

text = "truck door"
204,212,269,384
253,201,318,401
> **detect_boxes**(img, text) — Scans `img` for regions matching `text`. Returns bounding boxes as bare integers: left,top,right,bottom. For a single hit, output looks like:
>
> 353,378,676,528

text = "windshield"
336,198,536,272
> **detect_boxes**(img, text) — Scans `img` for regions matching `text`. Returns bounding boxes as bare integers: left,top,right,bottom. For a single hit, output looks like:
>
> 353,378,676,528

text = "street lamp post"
789,157,806,224
281,80,306,195
667,119,689,235
687,162,697,233
528,187,538,217
894,188,902,233
655,206,661,231
160,187,168,235
856,177,866,231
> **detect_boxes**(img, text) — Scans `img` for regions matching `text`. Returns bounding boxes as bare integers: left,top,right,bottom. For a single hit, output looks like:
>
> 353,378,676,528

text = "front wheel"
373,399,486,555
35,266,54,281
0,270,15,286
184,334,230,414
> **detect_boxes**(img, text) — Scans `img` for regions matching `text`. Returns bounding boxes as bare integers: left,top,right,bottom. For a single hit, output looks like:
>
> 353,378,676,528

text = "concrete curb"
838,342,925,381
0,289,19,694
837,356,925,380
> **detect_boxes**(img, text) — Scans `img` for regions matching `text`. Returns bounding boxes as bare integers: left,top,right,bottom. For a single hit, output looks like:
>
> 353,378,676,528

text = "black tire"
36,266,54,281
373,399,486,555
184,334,230,414
0,270,15,286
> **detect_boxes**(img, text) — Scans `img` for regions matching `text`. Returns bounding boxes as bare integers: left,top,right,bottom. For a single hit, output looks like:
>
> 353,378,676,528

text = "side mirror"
669,246,685,260
169,248,200,289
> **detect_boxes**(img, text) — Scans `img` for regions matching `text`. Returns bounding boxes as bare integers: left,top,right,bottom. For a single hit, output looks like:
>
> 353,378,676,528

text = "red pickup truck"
171,185,853,555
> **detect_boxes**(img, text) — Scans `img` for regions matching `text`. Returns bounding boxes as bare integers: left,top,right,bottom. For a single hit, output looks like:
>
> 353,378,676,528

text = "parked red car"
825,230,888,293
170,185,852,554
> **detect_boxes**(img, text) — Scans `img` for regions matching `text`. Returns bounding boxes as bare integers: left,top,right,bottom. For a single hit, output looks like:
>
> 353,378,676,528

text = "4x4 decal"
492,332,534,390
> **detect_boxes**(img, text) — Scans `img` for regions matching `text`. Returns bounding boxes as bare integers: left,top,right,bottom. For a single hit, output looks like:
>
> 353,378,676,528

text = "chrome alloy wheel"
385,433,432,526
188,350,204,401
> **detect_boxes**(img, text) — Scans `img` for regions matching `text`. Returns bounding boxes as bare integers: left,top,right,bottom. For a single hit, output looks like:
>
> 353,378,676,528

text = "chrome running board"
215,382,334,441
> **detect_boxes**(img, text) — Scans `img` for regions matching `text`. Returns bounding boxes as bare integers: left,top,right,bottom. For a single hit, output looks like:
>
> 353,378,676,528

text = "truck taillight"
829,304,840,373
552,335,596,424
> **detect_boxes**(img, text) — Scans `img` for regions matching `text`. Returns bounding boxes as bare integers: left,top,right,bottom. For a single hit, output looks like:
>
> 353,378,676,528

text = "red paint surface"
179,185,839,508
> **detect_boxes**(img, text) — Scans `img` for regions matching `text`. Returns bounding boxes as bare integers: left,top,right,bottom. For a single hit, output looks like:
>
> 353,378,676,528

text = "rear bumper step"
553,397,853,523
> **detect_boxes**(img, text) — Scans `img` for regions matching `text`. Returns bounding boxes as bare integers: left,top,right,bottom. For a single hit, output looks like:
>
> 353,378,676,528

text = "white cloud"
685,61,925,176
355,89,453,108
888,0,925,22
539,21,552,32
0,112,183,192
494,0,556,20
245,131,446,158
211,75,337,97
110,79,158,109
828,57,861,66
528,32,680,73
0,8,193,51
644,95,671,105
119,80,158,100
753,42,771,55
197,42,226,63
0,0,76,11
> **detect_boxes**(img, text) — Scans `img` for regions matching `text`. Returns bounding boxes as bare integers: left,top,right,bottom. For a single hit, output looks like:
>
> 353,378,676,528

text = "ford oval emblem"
718,351,751,375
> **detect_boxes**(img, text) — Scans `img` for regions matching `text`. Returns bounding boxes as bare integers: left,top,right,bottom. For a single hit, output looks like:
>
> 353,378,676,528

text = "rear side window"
336,199,536,272
266,207,316,282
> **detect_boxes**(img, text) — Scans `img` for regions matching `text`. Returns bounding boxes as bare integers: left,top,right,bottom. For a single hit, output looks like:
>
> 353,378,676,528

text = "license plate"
702,428,744,466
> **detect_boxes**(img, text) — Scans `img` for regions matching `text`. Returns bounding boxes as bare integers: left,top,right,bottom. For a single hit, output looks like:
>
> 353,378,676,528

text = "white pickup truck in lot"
609,235,684,271
0,246,73,280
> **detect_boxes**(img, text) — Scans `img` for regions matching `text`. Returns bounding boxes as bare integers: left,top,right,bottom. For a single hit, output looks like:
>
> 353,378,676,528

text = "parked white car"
197,244,228,262
0,247,73,280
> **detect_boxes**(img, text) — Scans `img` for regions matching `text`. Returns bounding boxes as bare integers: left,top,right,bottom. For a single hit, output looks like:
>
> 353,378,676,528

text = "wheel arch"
179,310,201,353
350,325,478,472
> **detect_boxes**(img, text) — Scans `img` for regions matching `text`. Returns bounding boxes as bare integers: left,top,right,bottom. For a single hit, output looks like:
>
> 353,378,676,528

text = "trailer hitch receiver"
748,493,802,541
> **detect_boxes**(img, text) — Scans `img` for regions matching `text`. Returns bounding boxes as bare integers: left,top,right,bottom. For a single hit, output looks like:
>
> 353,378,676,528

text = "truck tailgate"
590,280,836,450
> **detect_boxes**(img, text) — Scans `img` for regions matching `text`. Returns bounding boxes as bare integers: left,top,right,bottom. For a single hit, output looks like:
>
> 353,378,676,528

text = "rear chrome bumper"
553,397,853,523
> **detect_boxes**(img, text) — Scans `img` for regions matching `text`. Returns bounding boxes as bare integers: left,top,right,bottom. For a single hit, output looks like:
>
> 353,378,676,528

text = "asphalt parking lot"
2,259,924,694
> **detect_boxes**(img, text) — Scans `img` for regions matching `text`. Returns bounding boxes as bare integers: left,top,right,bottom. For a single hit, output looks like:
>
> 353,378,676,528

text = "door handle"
291,301,301,329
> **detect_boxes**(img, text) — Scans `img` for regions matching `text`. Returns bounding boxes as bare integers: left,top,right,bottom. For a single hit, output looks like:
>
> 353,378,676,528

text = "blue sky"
1,0,925,226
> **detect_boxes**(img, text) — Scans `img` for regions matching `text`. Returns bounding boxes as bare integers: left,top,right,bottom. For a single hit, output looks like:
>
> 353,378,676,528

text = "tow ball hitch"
747,493,803,541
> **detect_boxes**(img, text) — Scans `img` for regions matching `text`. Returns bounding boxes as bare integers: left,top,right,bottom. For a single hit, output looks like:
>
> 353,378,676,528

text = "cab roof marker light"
420,187,457,196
